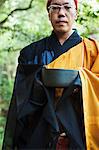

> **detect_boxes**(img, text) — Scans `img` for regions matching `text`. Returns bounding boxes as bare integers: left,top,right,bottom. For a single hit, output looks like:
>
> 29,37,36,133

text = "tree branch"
0,26,33,39
0,0,34,26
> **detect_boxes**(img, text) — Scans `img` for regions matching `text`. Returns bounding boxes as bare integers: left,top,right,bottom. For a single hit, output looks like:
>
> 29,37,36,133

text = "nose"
58,8,66,17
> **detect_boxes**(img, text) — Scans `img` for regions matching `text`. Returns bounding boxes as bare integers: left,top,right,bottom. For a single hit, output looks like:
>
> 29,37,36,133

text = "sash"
46,38,99,150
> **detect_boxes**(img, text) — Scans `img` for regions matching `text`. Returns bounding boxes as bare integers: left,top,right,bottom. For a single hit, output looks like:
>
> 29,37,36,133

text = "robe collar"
48,29,82,59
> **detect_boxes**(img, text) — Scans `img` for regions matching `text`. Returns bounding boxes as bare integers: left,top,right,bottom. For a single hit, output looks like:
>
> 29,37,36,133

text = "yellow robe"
46,38,99,150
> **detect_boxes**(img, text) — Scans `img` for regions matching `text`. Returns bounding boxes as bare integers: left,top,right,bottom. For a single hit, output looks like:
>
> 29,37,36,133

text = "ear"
74,10,77,20
75,14,77,20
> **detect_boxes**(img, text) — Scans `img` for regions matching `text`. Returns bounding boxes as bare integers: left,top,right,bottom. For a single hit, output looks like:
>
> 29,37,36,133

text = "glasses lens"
48,5,71,13
49,5,60,13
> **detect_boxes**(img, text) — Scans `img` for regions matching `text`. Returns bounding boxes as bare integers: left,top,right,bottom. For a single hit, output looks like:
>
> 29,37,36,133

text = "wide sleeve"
2,43,45,149
2,47,33,149
79,39,99,150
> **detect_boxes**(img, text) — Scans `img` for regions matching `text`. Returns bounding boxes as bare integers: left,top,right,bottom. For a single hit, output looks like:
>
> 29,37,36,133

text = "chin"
56,29,69,34
55,26,70,33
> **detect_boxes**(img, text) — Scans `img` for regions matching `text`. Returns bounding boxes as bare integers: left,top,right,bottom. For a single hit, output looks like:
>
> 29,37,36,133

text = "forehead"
50,0,75,5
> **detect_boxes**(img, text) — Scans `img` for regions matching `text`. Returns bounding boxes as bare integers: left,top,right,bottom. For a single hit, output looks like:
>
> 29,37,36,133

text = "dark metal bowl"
42,67,79,87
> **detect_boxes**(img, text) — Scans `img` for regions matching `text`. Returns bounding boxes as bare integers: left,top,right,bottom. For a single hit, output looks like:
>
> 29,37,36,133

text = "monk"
3,0,99,149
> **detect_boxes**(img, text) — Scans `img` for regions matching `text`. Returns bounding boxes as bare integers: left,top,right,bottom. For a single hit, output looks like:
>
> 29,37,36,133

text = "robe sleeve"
2,49,38,149
79,39,99,150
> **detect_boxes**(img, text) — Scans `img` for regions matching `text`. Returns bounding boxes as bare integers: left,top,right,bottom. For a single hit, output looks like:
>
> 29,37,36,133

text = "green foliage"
0,117,6,146
77,0,99,38
0,0,51,52
0,126,4,149
0,76,14,101
0,99,9,149
0,51,18,101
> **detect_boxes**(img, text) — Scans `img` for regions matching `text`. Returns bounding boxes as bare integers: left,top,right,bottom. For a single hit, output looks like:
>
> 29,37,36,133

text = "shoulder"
18,36,49,64
83,37,99,52
83,38,99,47
21,36,49,55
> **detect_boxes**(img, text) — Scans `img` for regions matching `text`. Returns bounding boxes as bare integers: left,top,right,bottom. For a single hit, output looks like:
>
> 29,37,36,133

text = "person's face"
48,0,77,34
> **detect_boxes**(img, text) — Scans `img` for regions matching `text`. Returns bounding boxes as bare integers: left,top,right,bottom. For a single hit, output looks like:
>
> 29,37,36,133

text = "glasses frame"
48,4,72,13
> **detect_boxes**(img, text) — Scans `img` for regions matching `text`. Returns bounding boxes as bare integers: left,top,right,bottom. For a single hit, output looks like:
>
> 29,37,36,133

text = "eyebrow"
51,2,69,6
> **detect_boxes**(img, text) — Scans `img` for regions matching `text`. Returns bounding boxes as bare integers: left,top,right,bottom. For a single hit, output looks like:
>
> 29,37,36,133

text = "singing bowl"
42,67,79,87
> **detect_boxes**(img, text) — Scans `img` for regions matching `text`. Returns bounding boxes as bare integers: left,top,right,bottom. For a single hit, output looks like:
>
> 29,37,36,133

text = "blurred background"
0,0,99,148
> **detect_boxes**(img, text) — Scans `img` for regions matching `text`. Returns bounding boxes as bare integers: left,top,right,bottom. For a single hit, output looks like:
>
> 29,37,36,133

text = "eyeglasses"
48,4,72,13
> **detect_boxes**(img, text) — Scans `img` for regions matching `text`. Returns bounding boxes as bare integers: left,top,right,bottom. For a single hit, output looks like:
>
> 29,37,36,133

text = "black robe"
2,30,86,149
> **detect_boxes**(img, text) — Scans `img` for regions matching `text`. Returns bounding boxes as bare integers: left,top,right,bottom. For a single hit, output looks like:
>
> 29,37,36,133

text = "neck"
54,30,74,45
